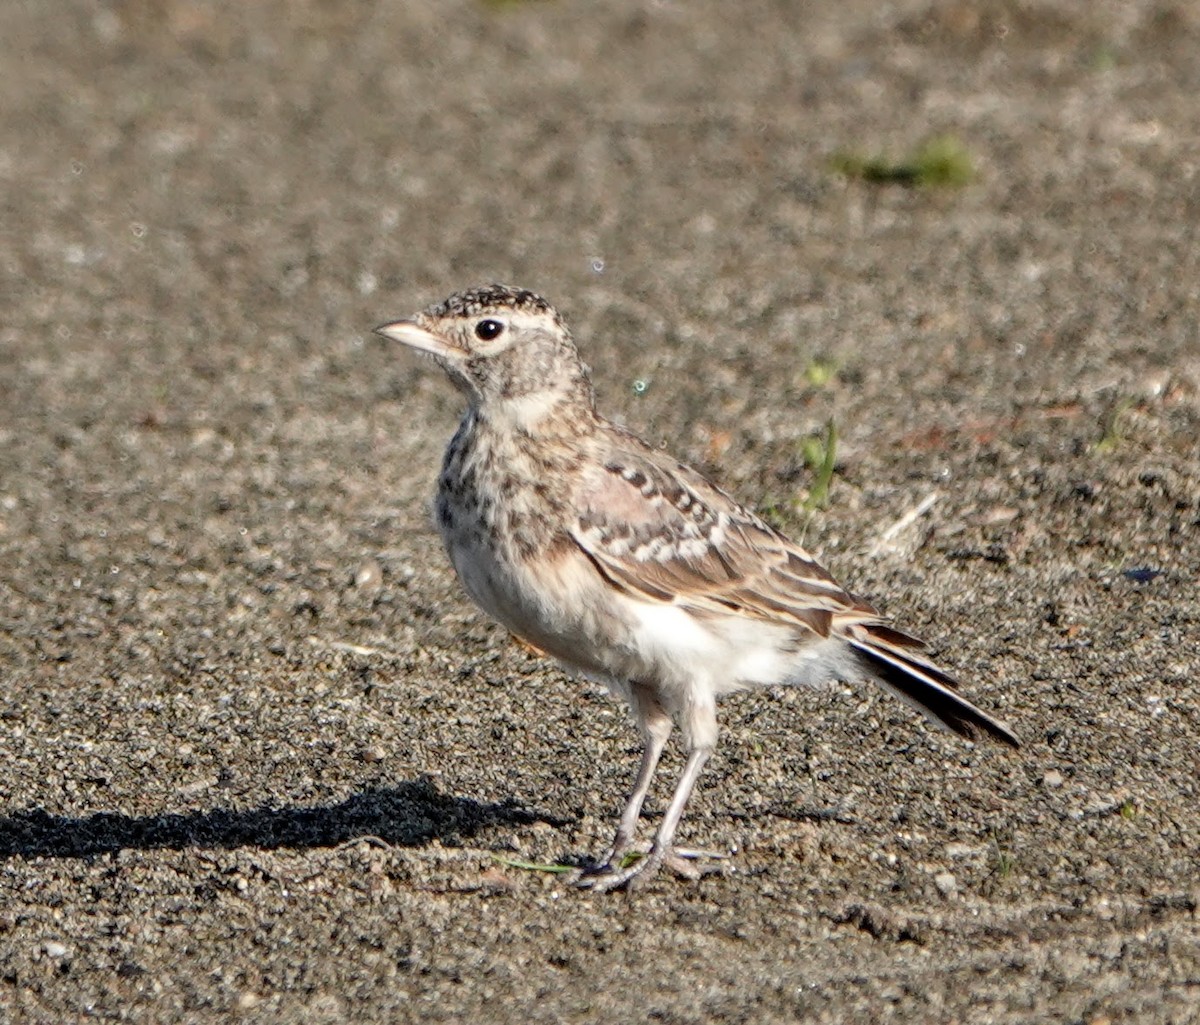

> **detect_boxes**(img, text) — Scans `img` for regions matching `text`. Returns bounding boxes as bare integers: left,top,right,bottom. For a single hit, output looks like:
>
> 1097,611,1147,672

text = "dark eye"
474,319,504,341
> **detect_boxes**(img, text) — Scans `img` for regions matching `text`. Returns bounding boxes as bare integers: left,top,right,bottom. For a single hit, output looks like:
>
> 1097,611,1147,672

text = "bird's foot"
568,843,730,893
568,847,662,893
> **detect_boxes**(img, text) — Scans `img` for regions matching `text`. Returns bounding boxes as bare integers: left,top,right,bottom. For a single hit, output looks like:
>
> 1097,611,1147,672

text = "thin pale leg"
580,696,710,892
574,687,671,879
599,710,672,867
575,689,719,892
585,744,713,892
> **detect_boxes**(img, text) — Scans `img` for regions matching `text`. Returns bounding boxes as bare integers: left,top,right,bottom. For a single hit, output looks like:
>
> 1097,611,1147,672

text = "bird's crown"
422,284,563,328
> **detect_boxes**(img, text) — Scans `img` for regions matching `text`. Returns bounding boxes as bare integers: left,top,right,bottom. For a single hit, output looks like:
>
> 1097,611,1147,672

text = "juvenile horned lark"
376,285,1019,892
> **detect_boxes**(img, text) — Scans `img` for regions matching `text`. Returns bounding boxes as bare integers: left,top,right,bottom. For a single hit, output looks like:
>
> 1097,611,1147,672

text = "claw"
571,852,658,892
661,850,703,880
568,845,729,892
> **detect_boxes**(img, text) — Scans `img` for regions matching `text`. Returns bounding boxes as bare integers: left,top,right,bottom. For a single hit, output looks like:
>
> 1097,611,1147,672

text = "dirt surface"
2,1,1199,1021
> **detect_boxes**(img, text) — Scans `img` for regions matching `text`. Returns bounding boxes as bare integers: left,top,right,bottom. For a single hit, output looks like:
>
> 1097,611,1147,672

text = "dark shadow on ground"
0,778,565,859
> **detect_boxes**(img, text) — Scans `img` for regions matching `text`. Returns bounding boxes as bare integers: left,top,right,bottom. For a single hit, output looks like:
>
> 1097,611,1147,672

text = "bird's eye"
474,319,505,341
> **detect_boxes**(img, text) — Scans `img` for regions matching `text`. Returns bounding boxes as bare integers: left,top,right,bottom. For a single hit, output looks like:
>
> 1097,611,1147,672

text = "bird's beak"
374,319,461,359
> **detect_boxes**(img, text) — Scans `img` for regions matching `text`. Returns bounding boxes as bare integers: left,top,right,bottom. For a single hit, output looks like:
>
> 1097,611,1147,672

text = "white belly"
444,518,835,697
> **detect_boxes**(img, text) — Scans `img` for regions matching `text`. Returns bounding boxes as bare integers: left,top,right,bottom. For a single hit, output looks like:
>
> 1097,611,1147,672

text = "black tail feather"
850,639,1019,748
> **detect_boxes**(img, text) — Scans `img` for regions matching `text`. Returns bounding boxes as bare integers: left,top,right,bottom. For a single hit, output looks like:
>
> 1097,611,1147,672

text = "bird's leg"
582,745,713,892
597,710,672,869
575,686,671,876
579,694,717,893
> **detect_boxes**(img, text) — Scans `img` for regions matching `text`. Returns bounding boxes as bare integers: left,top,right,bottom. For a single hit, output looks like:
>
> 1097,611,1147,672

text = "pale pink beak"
374,319,462,359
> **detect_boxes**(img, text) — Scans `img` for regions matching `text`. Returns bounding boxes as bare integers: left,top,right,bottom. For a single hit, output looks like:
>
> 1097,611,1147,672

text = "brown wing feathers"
573,439,1018,747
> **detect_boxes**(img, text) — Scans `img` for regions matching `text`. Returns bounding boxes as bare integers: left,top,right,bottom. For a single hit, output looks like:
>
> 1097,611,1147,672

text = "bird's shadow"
0,778,563,860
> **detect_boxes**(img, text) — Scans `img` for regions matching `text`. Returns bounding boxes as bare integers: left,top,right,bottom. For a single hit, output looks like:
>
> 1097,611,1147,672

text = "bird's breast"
434,424,577,628
436,422,576,559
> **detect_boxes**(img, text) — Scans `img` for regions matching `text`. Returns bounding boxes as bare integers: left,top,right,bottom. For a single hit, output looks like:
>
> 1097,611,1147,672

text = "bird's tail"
845,622,1019,747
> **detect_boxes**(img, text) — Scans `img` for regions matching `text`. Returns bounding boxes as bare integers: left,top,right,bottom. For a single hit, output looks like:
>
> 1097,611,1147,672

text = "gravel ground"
2,1,1198,1022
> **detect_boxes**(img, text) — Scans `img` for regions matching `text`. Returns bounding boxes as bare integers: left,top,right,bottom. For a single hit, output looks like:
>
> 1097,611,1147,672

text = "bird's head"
376,285,594,421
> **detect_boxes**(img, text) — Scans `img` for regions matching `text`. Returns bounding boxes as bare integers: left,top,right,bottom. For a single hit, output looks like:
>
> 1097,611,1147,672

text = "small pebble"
1043,770,1064,788
933,872,958,897
43,941,69,959
354,559,384,594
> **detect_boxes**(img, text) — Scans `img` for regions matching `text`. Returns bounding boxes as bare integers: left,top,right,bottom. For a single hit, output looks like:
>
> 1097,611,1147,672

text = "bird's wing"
568,431,872,637
568,429,1019,748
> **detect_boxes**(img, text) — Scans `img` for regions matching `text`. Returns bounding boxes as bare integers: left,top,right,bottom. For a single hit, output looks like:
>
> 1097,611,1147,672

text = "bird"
375,284,1019,892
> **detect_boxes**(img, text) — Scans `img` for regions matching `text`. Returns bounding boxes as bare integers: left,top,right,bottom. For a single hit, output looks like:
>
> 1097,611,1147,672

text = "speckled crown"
422,284,564,328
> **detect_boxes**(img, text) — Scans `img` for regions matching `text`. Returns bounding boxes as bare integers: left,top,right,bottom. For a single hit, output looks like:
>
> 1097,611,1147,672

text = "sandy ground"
2,1,1198,1021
